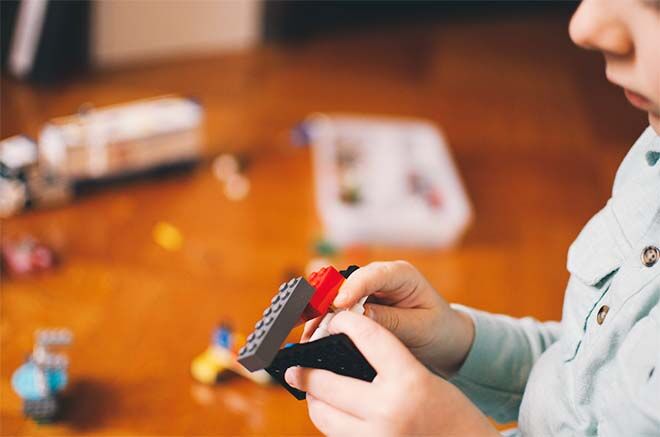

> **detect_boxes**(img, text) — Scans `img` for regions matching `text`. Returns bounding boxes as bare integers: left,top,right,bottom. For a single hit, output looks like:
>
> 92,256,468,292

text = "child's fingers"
285,367,376,419
301,318,323,342
364,303,431,347
333,261,418,309
306,395,371,436
328,310,420,375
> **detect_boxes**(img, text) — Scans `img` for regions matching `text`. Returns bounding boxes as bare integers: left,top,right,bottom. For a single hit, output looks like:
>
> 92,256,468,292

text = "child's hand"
302,261,474,377
287,311,497,436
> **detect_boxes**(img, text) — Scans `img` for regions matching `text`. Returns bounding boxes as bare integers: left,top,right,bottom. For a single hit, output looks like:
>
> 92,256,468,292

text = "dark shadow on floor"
59,378,118,431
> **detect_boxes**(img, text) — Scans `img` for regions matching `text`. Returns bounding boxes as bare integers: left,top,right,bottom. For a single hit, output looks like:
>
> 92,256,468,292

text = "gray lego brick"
238,277,315,371
24,397,58,422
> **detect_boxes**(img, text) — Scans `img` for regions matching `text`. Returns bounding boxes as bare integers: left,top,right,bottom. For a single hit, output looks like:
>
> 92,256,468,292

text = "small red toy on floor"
1,237,56,276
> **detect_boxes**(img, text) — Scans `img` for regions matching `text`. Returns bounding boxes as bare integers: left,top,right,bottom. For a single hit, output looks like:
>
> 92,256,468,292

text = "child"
285,0,660,434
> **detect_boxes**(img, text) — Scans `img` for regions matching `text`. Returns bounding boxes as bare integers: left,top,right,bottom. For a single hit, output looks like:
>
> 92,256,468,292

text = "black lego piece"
265,333,377,400
339,265,359,279
238,277,316,371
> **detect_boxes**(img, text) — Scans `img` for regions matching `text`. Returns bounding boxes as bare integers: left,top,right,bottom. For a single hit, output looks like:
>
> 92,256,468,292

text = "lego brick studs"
238,277,315,371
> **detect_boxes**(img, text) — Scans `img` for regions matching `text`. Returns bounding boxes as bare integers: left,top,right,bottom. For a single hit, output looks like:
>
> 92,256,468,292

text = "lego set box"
300,114,472,248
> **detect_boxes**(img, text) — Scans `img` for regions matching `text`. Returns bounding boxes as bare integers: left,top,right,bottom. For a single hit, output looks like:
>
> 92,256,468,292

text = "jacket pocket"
561,206,624,361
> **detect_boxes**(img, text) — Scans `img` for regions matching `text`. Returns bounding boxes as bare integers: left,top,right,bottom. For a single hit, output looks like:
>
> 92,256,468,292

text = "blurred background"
0,1,648,435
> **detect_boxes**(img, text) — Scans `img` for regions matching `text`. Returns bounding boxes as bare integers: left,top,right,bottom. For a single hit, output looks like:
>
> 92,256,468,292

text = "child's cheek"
635,11,660,113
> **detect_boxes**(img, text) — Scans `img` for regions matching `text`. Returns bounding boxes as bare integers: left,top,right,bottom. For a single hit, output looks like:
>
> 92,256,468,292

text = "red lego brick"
299,266,344,323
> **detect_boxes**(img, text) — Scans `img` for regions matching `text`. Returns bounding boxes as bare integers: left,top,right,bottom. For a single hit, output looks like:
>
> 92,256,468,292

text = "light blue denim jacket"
451,127,660,436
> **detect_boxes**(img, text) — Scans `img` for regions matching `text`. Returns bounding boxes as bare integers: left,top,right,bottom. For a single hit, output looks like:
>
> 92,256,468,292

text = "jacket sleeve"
448,304,561,423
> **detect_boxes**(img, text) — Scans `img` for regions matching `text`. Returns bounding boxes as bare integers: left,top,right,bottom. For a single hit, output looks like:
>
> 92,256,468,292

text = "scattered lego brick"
409,172,444,210
152,221,183,251
212,154,240,182
23,398,58,423
313,238,337,257
191,323,271,385
1,136,37,218
339,184,361,204
1,237,56,276
212,153,251,201
300,266,344,323
12,328,73,423
223,174,250,201
265,333,376,400
0,178,27,218
212,323,233,349
290,123,311,148
238,277,315,372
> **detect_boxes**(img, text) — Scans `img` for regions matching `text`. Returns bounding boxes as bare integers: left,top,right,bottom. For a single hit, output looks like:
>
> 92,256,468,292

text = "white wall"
92,0,262,67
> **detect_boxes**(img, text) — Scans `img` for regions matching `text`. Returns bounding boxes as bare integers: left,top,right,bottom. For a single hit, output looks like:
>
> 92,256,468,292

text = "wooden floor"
0,8,647,436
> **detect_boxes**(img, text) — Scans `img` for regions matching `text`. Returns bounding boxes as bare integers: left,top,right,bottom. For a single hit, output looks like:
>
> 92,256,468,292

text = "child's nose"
569,0,633,57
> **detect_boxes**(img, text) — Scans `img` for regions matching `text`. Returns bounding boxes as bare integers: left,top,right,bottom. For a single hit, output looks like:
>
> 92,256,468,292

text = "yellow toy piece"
191,347,233,384
191,330,271,386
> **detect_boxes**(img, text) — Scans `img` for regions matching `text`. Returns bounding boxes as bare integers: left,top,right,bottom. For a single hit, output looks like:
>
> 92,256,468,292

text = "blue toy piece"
290,122,311,148
11,361,67,401
212,324,233,349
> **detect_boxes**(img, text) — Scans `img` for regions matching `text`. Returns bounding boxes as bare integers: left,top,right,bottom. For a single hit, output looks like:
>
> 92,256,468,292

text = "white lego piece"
33,366,49,397
36,328,73,346
0,178,27,218
33,329,72,370
309,296,368,342
0,135,37,169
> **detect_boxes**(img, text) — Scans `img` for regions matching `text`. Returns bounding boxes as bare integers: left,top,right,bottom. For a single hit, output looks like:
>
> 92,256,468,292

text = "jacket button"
641,246,659,267
596,305,609,325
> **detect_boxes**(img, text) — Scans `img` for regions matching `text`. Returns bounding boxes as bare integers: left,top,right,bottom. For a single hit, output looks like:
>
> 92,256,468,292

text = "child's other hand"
302,261,474,376
287,311,497,436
